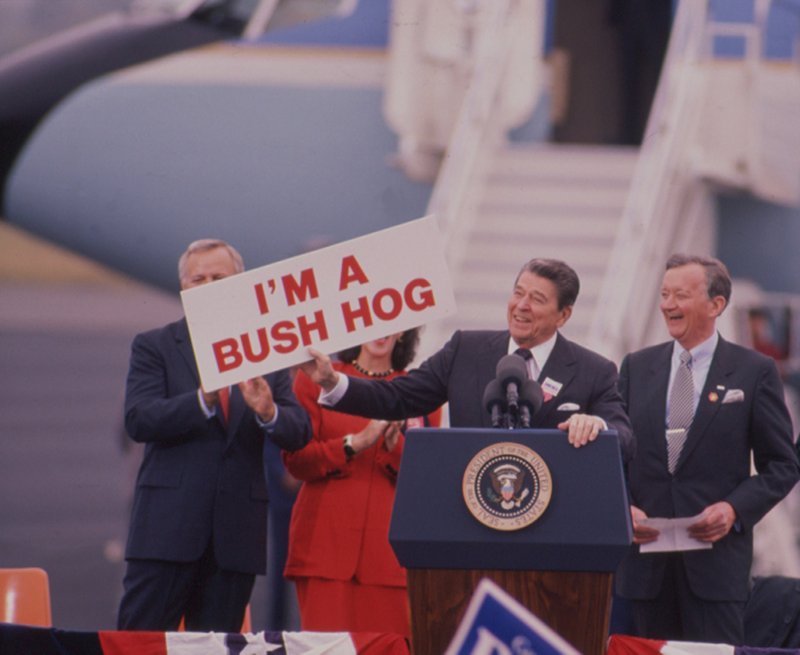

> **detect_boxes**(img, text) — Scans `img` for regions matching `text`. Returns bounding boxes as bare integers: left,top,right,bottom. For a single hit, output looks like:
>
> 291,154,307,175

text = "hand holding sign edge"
300,347,341,392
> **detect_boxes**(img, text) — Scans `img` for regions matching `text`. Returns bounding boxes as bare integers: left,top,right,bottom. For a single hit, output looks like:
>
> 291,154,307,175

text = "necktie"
514,348,536,380
667,350,694,473
218,386,230,424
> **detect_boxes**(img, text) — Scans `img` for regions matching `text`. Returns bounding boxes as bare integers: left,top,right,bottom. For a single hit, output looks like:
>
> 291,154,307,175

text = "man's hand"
299,347,340,391
239,377,275,422
557,413,605,448
688,501,736,543
631,505,660,544
201,388,220,409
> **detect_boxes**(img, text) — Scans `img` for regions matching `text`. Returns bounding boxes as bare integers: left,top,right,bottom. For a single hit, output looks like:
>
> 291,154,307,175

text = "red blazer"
284,362,440,586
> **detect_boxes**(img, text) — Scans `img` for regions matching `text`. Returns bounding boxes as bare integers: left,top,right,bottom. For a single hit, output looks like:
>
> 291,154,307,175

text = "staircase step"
481,186,629,211
469,216,619,240
429,143,638,357
492,146,638,179
461,241,614,267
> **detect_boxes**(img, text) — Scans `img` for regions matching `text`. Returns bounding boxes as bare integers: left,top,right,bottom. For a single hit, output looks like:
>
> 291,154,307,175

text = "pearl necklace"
350,360,394,378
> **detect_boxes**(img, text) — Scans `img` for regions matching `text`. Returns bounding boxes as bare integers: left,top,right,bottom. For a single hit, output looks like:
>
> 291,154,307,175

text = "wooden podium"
389,429,632,655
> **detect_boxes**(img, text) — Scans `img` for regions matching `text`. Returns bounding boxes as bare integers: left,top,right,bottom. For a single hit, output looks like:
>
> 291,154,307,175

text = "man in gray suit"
616,254,800,643
301,258,633,460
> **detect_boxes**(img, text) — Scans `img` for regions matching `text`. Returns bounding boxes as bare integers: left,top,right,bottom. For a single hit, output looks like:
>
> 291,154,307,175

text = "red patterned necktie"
218,386,230,424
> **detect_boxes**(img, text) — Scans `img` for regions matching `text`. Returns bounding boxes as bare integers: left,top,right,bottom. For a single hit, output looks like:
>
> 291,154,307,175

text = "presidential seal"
462,442,552,531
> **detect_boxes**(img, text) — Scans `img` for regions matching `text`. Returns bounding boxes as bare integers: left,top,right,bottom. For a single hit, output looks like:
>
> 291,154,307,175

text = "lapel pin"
708,391,719,402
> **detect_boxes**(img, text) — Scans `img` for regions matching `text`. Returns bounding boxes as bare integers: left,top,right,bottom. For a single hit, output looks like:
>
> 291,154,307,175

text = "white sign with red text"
181,215,456,391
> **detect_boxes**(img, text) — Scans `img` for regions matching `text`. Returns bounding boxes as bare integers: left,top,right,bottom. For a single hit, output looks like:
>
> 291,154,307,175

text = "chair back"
0,567,53,627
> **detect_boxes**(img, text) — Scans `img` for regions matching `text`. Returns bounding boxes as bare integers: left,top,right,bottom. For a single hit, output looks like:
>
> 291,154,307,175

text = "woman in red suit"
283,329,440,637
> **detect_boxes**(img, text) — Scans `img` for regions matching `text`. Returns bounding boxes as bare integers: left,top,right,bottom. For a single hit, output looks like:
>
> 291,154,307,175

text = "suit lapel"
172,318,234,436
476,332,511,427
675,338,730,471
645,344,672,470
173,319,200,383
481,332,510,372
534,333,577,426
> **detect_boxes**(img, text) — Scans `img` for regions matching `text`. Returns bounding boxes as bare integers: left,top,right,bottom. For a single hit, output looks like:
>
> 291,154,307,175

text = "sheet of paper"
638,514,713,553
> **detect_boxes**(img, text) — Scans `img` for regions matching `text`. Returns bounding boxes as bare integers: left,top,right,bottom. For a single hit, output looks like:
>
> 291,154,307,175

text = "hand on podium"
557,413,606,448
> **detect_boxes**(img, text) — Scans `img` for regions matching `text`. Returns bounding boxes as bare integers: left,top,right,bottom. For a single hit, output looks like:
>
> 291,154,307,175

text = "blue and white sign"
445,578,580,655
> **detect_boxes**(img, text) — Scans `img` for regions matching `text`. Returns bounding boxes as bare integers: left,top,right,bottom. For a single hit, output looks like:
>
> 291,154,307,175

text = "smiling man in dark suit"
616,253,800,644
117,239,311,632
301,257,633,460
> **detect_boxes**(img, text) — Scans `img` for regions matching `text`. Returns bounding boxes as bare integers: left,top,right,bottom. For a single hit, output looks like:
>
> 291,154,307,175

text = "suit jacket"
333,330,634,461
123,318,310,575
616,336,800,601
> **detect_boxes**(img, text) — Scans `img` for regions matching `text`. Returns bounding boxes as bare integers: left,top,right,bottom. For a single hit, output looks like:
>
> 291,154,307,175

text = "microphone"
518,379,544,428
482,379,506,428
495,354,529,414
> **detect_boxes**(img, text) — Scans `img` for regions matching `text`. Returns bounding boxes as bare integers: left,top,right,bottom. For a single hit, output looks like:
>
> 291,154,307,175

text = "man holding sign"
302,258,633,459
117,239,311,632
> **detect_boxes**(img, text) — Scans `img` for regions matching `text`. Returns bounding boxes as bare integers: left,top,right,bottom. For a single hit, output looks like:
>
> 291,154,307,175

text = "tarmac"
0,221,300,631
0,222,227,630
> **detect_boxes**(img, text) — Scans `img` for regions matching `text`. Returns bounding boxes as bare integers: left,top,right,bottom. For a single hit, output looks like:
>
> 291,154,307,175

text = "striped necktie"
667,350,694,473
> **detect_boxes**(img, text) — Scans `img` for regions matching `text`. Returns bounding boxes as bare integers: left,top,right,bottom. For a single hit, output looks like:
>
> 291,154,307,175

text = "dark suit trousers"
117,540,254,632
630,555,745,644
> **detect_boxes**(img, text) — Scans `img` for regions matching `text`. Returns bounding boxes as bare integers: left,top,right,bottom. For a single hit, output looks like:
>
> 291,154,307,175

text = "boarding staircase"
398,0,800,571
406,0,642,360
431,143,638,346
403,0,800,363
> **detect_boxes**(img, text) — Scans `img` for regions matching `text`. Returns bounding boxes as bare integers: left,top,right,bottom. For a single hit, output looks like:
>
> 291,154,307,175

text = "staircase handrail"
426,0,545,252
587,0,719,363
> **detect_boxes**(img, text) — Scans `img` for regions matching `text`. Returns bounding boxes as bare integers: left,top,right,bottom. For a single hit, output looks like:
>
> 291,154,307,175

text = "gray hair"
178,239,244,283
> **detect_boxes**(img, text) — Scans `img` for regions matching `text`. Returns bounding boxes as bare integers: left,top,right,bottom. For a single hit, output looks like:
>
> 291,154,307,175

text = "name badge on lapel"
541,377,563,403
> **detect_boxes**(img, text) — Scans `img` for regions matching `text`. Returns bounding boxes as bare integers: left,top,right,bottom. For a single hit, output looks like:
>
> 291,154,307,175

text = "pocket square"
557,402,580,412
722,389,744,404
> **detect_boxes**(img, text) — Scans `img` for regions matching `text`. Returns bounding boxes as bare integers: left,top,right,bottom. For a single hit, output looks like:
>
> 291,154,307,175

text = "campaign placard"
181,215,455,391
445,578,580,655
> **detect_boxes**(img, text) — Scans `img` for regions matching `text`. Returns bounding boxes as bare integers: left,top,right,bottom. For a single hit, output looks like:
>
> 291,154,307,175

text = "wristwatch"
343,434,356,460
